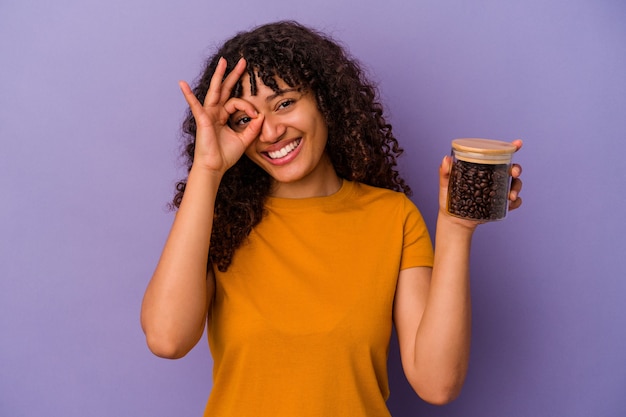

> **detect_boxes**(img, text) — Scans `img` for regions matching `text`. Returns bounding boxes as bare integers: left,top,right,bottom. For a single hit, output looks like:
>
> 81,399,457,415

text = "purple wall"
1,0,624,416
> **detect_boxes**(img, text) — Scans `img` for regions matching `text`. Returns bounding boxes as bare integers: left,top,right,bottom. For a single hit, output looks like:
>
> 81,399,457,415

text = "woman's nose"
258,114,286,143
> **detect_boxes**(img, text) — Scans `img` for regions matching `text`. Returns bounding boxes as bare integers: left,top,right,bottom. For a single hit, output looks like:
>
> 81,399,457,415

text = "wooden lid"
451,138,517,154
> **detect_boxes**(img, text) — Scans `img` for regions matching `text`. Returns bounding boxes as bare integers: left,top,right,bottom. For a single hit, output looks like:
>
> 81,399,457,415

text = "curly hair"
173,20,412,272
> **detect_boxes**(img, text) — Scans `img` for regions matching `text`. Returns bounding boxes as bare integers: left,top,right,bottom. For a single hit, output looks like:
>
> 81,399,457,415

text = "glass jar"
447,138,517,221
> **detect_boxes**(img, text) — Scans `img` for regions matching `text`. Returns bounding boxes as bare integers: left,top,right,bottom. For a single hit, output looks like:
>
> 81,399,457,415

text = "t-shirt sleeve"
400,196,434,270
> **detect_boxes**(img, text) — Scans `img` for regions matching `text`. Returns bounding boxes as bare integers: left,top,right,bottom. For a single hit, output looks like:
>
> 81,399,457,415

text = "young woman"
141,20,523,416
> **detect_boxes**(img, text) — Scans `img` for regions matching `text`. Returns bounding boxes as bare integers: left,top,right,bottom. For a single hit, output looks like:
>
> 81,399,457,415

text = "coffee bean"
447,160,510,221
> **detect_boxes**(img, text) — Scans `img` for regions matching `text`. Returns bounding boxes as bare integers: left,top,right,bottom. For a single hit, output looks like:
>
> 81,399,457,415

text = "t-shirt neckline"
265,179,355,210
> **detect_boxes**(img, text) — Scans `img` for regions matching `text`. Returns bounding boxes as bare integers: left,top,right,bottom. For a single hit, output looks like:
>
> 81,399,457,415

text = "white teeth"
267,139,301,159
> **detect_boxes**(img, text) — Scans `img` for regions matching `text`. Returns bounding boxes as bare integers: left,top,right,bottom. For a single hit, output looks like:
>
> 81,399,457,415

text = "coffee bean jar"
447,138,517,221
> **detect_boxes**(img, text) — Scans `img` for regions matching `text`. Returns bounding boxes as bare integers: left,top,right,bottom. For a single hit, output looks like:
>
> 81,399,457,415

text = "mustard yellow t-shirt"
205,180,433,417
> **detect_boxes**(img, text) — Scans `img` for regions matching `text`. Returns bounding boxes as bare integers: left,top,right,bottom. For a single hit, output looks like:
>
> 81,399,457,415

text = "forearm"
412,214,474,400
140,166,222,358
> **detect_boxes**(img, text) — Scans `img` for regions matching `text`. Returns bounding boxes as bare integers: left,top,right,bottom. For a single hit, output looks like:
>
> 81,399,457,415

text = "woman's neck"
269,156,342,199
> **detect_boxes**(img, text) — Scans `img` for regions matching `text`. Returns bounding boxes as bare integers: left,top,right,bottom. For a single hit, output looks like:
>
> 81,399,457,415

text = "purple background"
1,0,625,416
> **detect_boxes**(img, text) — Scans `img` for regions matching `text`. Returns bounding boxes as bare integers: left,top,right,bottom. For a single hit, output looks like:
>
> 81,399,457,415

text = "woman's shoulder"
348,181,418,213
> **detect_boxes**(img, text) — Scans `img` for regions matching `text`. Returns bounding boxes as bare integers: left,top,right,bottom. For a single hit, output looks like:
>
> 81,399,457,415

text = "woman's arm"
140,58,263,359
140,168,222,359
394,142,523,404
393,221,473,405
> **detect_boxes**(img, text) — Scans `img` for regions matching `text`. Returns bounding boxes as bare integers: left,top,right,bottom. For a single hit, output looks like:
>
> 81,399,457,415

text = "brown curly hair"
173,20,412,272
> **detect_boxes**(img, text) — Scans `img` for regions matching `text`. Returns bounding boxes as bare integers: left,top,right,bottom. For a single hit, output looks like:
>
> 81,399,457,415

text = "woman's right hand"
179,57,263,174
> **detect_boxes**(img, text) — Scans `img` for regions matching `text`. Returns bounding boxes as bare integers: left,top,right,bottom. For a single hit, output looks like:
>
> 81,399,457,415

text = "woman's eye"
238,116,252,125
232,115,251,129
277,99,295,110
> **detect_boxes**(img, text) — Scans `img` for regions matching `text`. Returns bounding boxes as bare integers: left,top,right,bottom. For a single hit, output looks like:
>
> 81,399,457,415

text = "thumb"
439,155,452,187
438,155,453,209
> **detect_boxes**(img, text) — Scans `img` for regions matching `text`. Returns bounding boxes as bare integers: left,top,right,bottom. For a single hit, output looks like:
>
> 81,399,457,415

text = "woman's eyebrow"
266,88,299,102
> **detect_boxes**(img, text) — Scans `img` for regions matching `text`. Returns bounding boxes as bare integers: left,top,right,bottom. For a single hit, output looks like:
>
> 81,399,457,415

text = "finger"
219,57,248,103
438,155,452,195
439,155,452,180
223,97,259,126
437,155,453,209
510,163,523,178
239,113,265,147
203,57,228,107
509,196,522,211
438,155,453,191
223,97,257,116
509,178,523,202
511,139,523,152
179,80,205,117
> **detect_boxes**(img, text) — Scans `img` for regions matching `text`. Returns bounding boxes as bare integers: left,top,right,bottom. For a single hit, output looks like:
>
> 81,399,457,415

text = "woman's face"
231,74,339,198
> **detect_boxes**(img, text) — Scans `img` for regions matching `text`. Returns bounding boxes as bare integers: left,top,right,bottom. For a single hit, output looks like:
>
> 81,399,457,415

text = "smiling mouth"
266,138,302,160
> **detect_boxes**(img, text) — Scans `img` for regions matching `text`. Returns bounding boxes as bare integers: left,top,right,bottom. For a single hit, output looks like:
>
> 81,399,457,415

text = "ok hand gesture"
179,57,264,175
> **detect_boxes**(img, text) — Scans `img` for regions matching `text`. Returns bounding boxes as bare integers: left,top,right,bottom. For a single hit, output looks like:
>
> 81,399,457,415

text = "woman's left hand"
438,139,524,229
